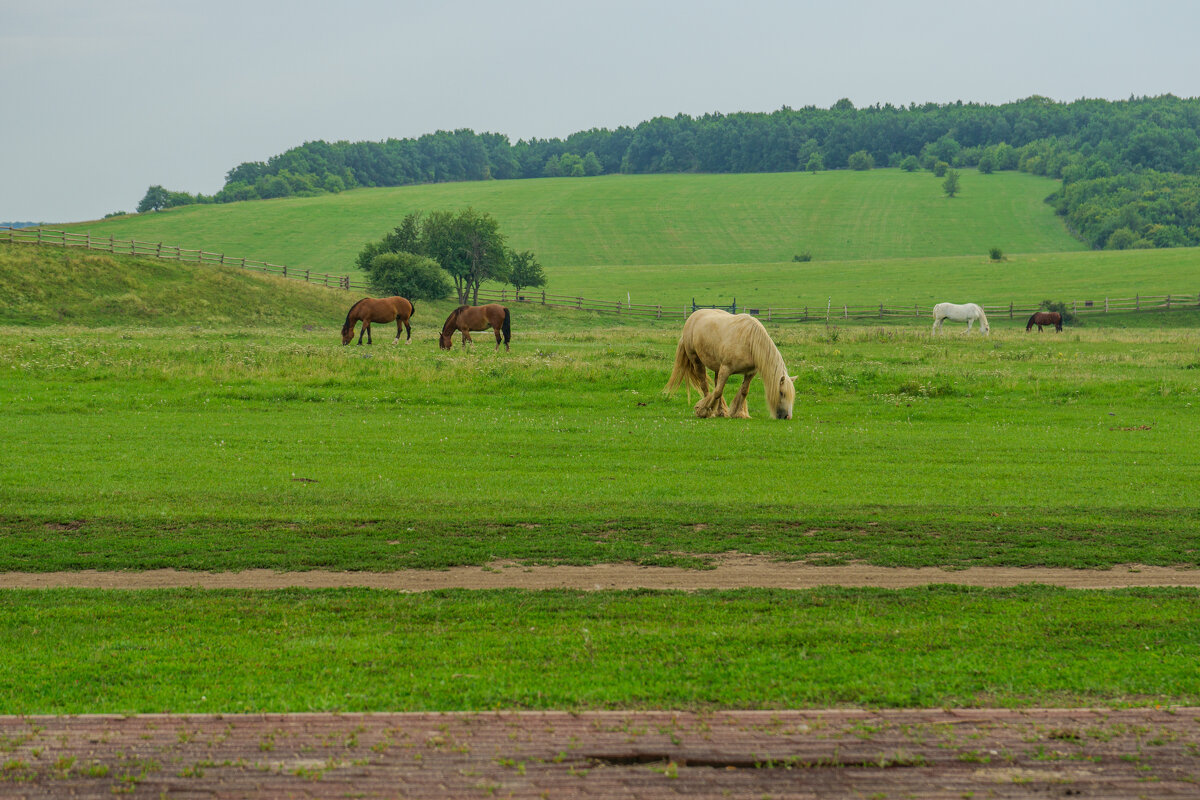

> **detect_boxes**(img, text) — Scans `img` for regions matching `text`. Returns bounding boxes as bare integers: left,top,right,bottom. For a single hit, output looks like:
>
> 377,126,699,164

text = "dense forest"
137,95,1200,250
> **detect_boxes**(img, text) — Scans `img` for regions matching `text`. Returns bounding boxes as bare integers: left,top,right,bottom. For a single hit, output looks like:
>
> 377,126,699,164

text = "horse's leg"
493,324,502,351
394,318,403,344
697,367,733,418
357,320,365,345
404,318,412,344
728,373,754,419
932,317,941,335
461,330,473,349
693,368,721,418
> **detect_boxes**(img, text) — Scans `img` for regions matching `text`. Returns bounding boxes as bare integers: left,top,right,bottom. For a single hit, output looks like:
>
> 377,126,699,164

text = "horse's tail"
408,299,415,318
342,298,367,335
664,337,701,396
1025,312,1037,331
501,307,511,344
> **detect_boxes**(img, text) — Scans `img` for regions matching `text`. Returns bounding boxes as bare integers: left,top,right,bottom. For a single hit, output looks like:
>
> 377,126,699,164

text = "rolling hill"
74,170,1082,276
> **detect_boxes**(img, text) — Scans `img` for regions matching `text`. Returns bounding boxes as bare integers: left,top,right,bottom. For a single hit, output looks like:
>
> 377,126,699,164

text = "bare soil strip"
2,708,1195,799
2,558,1198,590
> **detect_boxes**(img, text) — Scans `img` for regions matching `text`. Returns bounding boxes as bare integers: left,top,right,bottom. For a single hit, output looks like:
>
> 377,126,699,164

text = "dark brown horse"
1026,311,1063,332
439,304,511,351
342,296,415,345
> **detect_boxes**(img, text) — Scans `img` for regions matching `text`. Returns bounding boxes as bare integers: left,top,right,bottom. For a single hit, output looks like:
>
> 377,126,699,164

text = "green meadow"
74,170,1084,275
4,163,1199,713
2,248,1198,573
2,587,1197,713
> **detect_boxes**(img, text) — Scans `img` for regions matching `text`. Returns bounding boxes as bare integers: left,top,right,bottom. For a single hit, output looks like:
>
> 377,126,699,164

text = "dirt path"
3,557,1197,590
2,708,1196,799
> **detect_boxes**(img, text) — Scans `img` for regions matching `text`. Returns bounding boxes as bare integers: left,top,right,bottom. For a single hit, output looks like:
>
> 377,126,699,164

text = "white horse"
932,302,989,335
664,309,797,419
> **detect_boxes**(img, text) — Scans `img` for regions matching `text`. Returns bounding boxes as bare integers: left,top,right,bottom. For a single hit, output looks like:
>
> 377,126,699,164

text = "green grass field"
74,170,1083,275
3,248,1197,572
5,171,1199,714
3,587,1196,713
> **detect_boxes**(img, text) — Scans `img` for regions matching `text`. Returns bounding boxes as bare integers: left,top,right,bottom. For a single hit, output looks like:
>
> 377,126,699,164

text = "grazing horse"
1026,310,1063,332
342,296,415,346
439,304,511,351
664,309,797,420
932,302,989,335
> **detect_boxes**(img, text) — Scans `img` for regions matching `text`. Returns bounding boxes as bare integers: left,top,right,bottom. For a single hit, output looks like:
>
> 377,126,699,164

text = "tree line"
136,94,1200,250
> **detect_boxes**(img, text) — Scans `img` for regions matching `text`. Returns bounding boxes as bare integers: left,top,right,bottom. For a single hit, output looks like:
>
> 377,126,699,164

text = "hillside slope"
74,170,1082,273
0,244,350,327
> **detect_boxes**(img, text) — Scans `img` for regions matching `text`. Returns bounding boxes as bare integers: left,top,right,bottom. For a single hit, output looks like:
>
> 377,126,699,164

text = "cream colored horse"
664,309,797,419
932,301,989,335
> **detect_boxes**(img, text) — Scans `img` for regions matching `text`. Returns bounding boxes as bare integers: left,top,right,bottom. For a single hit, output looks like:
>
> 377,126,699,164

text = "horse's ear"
788,375,798,383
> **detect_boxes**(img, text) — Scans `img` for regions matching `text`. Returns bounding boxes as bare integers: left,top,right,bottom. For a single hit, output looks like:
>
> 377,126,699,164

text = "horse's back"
683,309,770,367
934,302,980,320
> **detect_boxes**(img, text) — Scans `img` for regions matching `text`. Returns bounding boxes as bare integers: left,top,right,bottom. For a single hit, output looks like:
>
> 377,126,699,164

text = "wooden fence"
472,286,1200,322
5,225,1198,322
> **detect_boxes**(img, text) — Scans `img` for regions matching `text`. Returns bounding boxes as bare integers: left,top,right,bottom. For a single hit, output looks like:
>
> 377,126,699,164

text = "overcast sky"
5,0,1200,223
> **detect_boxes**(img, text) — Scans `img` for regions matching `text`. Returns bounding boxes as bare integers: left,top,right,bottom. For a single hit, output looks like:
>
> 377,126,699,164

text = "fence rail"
473,286,1200,322
5,226,1198,322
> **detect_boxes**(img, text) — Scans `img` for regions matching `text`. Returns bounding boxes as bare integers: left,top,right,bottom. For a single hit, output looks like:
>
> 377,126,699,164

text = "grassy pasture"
554,246,1200,309
3,233,1199,713
3,293,1198,571
2,587,1197,713
73,170,1083,274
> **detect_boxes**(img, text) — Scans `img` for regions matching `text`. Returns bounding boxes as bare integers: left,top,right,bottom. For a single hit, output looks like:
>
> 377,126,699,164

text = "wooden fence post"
1136,294,1140,310
1166,294,1171,310
1105,297,1108,313
879,303,883,318
541,290,546,305
1009,301,1013,319
843,305,847,318
1073,299,1077,316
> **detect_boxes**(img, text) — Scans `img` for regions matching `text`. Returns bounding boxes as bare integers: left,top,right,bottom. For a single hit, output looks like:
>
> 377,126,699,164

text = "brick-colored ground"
1,708,1196,798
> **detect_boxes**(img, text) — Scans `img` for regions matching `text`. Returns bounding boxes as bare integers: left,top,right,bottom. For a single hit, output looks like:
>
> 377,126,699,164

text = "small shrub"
367,252,452,301
792,252,813,262
989,247,1003,261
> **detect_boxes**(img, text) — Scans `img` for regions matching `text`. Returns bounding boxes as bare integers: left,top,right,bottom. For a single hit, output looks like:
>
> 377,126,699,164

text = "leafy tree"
900,155,920,172
805,151,824,173
366,252,451,301
933,161,949,177
977,152,995,174
847,150,874,170
455,208,511,305
1105,227,1137,249
137,185,169,213
559,153,585,177
582,151,604,176
943,169,961,198
508,250,546,296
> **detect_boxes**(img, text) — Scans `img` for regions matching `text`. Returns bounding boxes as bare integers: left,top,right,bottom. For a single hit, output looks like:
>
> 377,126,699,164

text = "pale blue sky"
4,0,1200,222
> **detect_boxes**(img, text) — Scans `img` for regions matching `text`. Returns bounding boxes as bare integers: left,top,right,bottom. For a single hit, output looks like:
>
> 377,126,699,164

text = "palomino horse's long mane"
746,318,789,412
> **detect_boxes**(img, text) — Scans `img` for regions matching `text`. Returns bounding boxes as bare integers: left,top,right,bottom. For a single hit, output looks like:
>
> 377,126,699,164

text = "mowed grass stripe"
2,586,1197,713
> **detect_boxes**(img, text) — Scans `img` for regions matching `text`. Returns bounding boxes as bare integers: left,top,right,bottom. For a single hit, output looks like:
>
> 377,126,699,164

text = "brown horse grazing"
1026,311,1063,332
439,304,511,351
341,296,415,345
